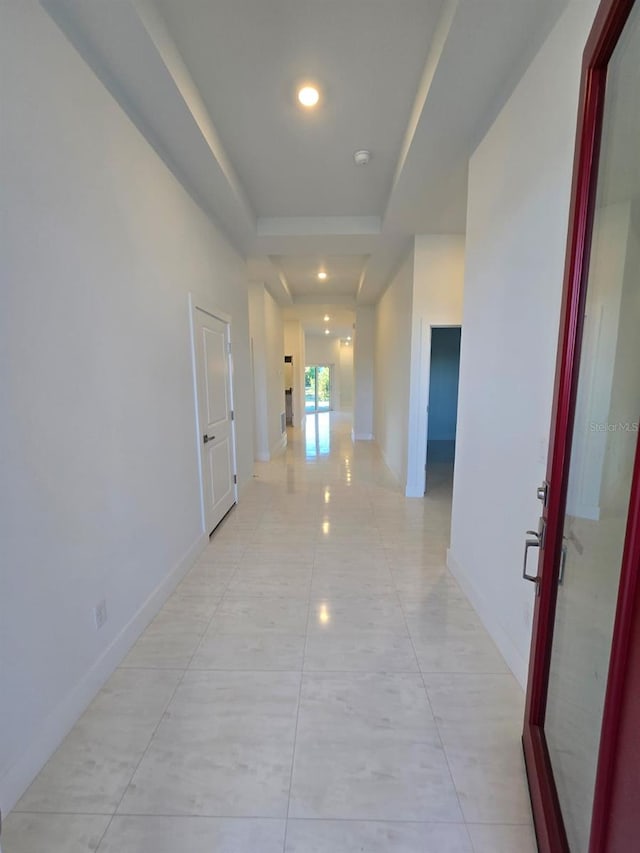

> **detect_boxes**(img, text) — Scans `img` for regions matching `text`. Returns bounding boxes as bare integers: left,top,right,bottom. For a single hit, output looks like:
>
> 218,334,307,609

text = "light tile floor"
6,413,536,852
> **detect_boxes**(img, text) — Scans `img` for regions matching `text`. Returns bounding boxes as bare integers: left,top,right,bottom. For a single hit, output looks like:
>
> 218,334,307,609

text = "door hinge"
233,474,237,484
227,341,232,355
231,410,235,421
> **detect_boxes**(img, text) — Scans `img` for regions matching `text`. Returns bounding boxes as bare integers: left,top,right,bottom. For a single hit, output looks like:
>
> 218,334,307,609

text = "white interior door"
194,308,236,534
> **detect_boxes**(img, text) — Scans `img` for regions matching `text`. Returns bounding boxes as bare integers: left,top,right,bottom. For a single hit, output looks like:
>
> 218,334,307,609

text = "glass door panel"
305,366,317,413
544,6,640,850
305,365,332,413
316,366,331,411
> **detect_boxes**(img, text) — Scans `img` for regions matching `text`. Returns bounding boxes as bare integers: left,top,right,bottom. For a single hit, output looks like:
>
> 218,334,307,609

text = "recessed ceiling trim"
385,0,458,222
257,216,381,237
356,260,369,300
292,293,357,306
134,0,255,228
276,271,293,302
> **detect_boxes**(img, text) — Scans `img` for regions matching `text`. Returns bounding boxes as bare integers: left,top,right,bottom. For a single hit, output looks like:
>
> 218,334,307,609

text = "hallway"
6,414,535,853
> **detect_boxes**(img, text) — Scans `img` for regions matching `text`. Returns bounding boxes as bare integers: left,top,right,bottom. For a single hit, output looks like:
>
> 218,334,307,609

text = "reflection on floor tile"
9,413,532,852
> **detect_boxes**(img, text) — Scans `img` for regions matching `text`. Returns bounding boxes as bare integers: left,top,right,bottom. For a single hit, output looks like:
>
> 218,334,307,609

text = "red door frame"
522,0,639,851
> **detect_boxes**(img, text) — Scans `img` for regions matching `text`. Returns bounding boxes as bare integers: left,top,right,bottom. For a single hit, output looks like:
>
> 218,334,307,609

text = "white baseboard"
0,532,207,815
255,433,288,464
405,478,425,498
377,444,403,491
447,548,528,688
271,433,287,458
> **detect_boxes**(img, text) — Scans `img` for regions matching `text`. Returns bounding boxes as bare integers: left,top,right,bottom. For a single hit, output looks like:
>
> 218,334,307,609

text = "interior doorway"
305,365,332,413
191,300,237,535
284,355,294,426
425,326,461,492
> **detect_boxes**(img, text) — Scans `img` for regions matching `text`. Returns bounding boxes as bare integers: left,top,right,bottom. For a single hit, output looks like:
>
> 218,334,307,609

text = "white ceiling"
272,254,368,301
154,0,445,218
43,0,570,336
283,303,356,339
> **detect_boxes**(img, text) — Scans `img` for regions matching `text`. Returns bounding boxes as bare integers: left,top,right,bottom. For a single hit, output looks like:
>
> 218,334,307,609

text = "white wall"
373,237,464,494
305,335,341,410
353,306,375,439
0,0,253,812
284,320,306,428
339,342,354,409
264,288,286,452
248,284,269,458
406,235,465,496
448,0,600,687
374,251,414,485
248,284,286,459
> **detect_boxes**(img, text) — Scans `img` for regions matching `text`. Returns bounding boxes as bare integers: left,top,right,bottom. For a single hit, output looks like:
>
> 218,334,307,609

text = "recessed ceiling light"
323,314,330,322
318,271,327,280
324,329,330,335
298,85,320,108
347,336,352,341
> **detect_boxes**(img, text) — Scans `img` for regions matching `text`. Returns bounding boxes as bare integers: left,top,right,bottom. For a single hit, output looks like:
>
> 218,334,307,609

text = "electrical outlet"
94,599,107,630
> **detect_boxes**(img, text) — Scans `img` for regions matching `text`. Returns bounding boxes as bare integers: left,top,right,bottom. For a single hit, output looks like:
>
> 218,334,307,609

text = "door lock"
537,481,549,506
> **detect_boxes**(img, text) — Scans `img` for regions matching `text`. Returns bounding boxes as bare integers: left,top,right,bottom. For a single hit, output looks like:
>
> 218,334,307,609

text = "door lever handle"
523,529,541,594
203,434,215,444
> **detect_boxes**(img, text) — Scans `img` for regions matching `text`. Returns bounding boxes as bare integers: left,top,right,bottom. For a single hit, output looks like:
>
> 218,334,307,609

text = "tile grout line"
389,523,472,838
281,533,315,853
381,523,457,806
12,808,530,826
94,550,242,851
15,417,523,851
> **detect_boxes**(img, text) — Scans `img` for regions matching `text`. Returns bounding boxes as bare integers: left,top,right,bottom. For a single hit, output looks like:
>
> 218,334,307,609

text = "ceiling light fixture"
298,85,320,108
323,314,330,322
354,149,371,166
324,329,330,335
347,336,352,341
318,271,327,280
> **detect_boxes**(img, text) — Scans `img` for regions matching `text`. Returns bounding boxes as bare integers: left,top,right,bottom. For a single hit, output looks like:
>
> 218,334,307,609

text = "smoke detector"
353,149,371,166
